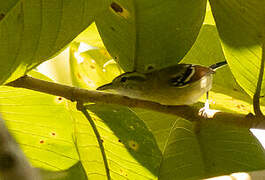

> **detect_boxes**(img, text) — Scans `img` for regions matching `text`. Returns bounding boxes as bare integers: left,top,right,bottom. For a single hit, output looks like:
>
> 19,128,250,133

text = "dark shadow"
86,104,162,177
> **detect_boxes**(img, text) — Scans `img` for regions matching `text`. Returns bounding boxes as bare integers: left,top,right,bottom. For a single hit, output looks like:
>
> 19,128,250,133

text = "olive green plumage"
97,62,226,105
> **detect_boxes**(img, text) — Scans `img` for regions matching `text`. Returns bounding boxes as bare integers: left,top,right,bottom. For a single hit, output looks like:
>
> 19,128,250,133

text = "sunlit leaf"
74,23,105,48
69,42,121,89
69,104,161,179
0,71,79,170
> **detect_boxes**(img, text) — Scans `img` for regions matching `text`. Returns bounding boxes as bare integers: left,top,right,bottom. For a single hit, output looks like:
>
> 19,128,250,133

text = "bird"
97,61,227,106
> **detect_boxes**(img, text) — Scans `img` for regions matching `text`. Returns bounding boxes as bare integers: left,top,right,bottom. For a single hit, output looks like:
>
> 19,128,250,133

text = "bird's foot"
198,99,220,118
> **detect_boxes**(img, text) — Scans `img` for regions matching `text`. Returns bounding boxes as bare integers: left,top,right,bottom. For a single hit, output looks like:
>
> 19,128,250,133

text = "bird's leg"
199,91,219,118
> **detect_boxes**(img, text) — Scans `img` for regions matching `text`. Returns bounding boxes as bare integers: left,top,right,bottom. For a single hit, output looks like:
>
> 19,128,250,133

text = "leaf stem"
253,42,265,118
77,102,111,180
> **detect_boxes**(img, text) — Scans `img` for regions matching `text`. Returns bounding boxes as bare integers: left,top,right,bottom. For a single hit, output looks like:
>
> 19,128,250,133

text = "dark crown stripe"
180,65,193,83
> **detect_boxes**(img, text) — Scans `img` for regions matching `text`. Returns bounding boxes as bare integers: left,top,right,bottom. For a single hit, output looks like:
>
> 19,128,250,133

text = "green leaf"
134,110,205,179
72,104,161,179
40,162,87,180
135,109,265,179
69,42,122,90
197,121,265,178
74,23,105,48
95,0,207,72
0,0,110,84
209,0,265,98
0,0,18,14
0,71,79,170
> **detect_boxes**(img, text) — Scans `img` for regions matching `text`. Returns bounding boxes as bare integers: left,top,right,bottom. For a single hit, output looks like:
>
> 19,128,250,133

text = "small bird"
97,61,227,105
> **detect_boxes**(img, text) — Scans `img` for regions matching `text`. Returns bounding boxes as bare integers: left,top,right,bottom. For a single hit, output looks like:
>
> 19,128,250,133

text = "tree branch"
6,75,265,130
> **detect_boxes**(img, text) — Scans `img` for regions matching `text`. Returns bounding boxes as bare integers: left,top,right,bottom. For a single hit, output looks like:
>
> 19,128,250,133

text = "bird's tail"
209,61,227,70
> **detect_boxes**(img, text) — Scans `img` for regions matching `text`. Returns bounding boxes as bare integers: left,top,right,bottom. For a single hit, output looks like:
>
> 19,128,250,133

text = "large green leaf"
0,0,109,85
134,109,265,179
209,0,265,98
134,110,205,179
0,72,79,170
197,121,265,178
70,104,161,179
95,0,207,72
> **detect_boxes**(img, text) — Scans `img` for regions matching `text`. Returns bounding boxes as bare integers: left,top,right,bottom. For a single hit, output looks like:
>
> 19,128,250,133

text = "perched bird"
97,61,227,105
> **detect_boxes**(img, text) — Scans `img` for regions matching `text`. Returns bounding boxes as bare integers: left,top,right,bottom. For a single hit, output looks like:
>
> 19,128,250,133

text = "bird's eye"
120,77,127,83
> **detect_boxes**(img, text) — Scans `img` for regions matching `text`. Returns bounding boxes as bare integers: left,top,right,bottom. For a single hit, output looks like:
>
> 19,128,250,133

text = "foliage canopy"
0,0,265,179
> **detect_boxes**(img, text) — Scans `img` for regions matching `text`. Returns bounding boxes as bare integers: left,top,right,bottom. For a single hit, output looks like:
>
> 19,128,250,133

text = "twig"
6,75,265,130
253,41,265,118
0,116,40,180
76,102,111,180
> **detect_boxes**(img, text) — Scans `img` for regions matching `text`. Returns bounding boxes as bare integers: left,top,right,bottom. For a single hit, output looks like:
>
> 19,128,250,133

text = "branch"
0,116,40,180
253,41,265,118
6,75,265,130
76,102,110,180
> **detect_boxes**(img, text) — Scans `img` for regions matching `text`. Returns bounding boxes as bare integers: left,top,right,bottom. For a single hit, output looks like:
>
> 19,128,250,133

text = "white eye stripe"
183,67,195,83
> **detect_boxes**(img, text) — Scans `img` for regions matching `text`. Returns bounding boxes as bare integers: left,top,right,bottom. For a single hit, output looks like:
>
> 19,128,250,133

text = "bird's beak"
96,83,113,90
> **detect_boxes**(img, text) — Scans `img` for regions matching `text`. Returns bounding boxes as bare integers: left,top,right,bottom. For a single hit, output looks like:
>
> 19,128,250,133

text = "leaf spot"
55,96,63,104
110,26,116,31
128,140,139,151
110,2,123,13
145,64,155,72
39,140,44,144
90,65,95,69
51,132,56,136
110,2,129,18
77,73,82,79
